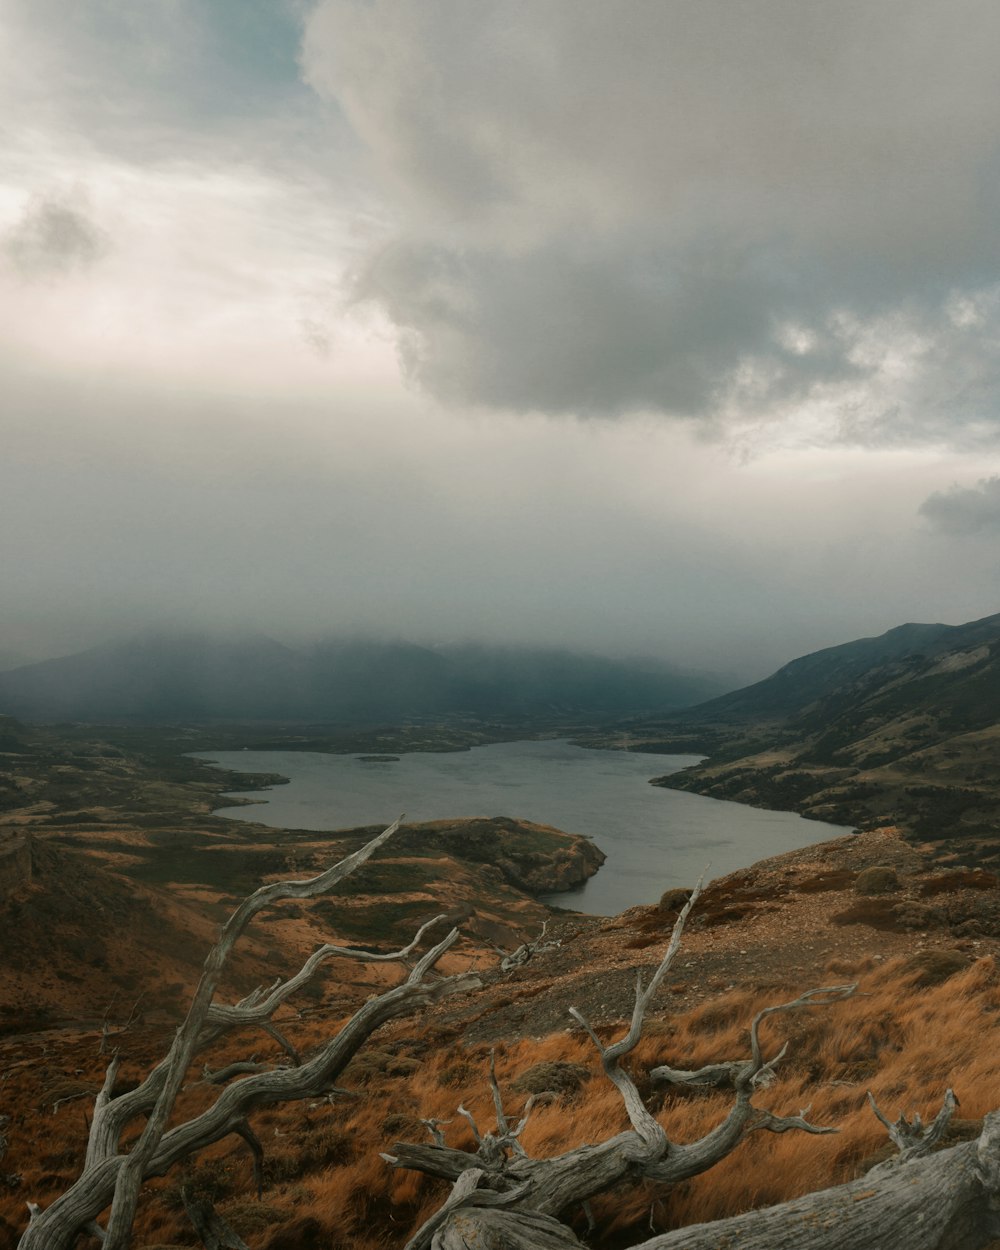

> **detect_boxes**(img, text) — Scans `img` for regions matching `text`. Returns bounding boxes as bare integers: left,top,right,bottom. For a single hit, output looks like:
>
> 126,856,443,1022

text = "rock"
892,901,944,930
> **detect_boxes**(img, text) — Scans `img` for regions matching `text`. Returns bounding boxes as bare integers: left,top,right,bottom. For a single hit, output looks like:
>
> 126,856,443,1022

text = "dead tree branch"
17,819,481,1250
489,921,562,974
388,877,857,1242
394,1101,1000,1250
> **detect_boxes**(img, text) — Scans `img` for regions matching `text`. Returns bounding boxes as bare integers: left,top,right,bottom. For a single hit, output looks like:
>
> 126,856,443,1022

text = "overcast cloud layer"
1,0,999,681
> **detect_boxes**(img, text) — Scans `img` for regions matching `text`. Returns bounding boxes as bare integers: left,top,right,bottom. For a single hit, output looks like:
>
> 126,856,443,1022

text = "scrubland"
2,947,997,1248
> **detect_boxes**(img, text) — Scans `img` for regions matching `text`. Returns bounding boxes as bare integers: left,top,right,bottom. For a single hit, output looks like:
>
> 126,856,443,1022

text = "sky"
2,0,1000,682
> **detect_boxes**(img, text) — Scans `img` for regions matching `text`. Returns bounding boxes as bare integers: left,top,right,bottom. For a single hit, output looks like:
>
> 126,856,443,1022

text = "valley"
3,611,1000,1246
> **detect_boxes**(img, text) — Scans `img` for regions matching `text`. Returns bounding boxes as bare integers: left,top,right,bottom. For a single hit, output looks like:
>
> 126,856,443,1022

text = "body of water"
195,739,852,915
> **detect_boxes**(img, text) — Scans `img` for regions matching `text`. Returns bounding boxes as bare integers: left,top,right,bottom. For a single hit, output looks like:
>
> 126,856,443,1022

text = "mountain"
644,611,1000,860
676,612,1000,724
0,633,724,724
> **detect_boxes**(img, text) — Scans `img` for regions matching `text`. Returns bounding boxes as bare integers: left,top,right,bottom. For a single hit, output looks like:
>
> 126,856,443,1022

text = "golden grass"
2,952,999,1247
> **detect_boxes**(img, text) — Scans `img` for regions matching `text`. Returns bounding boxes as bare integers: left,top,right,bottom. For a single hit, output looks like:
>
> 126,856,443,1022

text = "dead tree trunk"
17,819,480,1250
409,1111,1000,1250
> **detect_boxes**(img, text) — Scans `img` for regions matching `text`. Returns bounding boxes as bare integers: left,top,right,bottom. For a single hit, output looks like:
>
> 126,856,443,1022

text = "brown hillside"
0,836,279,1035
3,826,1000,1247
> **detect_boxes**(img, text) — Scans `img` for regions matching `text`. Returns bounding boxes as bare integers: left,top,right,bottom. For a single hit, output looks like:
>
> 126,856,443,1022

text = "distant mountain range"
0,634,725,724
643,610,1000,858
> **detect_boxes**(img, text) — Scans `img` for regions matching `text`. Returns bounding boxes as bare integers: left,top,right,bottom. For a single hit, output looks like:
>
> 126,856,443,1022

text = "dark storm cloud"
920,478,1000,535
356,236,859,416
304,1,1000,439
4,0,1000,675
4,193,109,277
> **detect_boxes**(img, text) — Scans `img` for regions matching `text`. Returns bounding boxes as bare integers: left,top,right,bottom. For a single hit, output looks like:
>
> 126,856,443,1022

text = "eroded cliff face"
0,831,31,899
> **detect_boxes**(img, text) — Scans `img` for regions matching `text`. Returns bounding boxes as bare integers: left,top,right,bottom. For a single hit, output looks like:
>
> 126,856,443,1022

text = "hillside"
666,611,1000,724
0,832,278,1035
0,634,724,725
0,718,605,1032
620,611,1000,861
3,823,999,1248
4,670,1000,1245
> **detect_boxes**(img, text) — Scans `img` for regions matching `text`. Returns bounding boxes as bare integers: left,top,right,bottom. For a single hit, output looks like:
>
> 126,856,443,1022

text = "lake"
195,739,852,916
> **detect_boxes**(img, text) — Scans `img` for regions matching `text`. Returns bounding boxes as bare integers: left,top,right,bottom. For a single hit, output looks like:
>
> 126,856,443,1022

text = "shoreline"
197,738,854,916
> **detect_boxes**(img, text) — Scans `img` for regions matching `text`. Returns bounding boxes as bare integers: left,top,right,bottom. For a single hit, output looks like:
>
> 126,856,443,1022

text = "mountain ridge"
0,633,725,725
581,610,1000,861
672,611,1000,724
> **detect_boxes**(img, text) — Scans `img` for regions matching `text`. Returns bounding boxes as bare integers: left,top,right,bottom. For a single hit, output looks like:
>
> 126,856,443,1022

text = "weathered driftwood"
387,881,855,1235
488,921,562,974
389,873,1000,1250
18,819,481,1250
414,1107,1000,1250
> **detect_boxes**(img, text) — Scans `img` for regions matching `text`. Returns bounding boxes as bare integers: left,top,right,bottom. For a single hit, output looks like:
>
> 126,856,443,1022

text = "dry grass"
3,950,999,1247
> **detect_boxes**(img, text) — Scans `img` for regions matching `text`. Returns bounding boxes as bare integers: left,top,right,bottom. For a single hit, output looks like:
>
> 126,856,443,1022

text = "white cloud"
920,477,1000,535
302,1,1000,442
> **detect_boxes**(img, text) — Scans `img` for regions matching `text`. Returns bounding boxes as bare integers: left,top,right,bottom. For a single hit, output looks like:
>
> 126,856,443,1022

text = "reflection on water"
195,739,851,916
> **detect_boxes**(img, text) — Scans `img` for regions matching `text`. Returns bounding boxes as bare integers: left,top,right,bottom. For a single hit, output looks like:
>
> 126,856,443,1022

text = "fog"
2,1,999,683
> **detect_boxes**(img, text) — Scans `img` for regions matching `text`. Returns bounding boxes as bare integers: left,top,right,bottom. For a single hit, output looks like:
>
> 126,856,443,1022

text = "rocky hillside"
3,823,998,1248
608,612,1000,860
679,613,1000,724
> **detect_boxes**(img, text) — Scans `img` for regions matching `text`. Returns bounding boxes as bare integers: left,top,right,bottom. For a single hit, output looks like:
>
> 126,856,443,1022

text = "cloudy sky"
2,0,1000,681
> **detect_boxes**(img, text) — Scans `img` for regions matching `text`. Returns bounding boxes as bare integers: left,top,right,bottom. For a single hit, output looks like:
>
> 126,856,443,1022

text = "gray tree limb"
387,878,853,1229
17,819,481,1250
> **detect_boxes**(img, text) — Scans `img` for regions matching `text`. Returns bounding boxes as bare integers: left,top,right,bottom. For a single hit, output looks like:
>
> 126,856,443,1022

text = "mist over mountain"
0,633,726,725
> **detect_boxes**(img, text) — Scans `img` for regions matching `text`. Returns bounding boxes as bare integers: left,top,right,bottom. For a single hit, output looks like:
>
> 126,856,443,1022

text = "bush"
854,866,900,895
658,887,692,915
511,1061,590,1097
904,949,970,986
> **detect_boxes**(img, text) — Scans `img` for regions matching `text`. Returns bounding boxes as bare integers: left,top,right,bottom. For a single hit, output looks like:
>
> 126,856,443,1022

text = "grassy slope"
3,862,998,1248
3,717,1000,1245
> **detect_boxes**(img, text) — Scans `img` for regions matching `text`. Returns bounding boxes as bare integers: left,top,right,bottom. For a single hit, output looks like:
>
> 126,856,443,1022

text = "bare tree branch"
181,1185,249,1250
17,818,482,1250
388,873,855,1237
866,1087,959,1172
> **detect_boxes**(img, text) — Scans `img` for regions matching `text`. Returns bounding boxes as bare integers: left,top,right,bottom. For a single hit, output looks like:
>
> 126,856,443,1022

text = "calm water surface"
195,739,851,915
